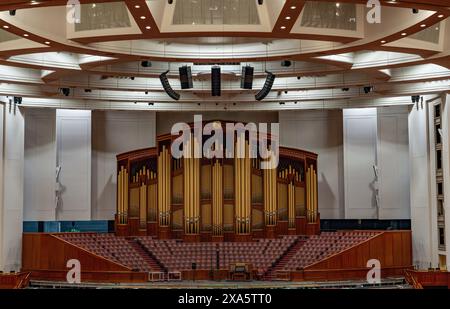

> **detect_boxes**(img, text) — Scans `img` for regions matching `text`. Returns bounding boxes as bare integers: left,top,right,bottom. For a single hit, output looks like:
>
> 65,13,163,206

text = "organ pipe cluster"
263,151,277,226
158,145,171,227
306,165,318,223
132,166,156,183
212,160,223,236
117,166,129,224
183,135,200,234
235,135,251,234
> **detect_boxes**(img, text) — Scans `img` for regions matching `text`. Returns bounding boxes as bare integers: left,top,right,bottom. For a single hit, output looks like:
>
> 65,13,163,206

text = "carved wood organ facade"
116,121,319,241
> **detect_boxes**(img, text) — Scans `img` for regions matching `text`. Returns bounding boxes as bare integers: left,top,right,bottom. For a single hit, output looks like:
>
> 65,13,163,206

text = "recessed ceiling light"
280,26,286,30
381,40,386,43
420,24,426,27
140,16,146,20
438,14,444,18
401,32,407,36
285,16,291,20
336,3,340,8
134,5,140,8
45,41,50,44
146,26,151,29
30,1,39,5
3,25,9,29
23,33,29,37
290,6,296,9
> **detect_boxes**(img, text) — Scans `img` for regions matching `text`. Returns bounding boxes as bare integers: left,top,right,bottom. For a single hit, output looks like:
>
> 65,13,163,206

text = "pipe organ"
116,121,319,240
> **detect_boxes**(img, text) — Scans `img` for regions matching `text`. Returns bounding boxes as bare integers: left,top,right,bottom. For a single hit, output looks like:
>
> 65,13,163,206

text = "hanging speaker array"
179,65,193,89
240,66,254,90
159,70,180,101
157,66,276,101
255,71,276,101
211,66,221,97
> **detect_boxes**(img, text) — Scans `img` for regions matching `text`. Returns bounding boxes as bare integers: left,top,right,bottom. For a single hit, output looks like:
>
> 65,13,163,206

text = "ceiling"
0,0,449,111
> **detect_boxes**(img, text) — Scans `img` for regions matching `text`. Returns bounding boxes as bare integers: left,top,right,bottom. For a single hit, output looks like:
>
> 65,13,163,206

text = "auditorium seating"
281,231,380,271
57,231,381,276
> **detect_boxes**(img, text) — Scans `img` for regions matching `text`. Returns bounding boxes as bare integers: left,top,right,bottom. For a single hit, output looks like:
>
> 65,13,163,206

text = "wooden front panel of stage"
22,233,148,283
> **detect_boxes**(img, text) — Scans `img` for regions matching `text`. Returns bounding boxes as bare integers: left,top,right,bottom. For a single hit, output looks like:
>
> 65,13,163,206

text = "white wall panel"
0,103,24,272
24,108,56,221
280,110,344,219
92,111,156,220
56,109,91,221
343,108,378,219
377,106,410,219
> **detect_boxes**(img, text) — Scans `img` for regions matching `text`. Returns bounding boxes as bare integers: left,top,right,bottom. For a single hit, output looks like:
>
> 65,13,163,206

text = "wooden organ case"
115,121,319,241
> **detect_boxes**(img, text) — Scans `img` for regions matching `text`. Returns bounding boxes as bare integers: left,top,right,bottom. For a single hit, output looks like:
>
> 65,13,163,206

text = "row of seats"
57,231,380,275
282,231,379,271
58,233,153,272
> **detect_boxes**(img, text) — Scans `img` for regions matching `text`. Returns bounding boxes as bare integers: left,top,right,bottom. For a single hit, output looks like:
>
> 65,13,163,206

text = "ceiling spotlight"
280,26,286,30
290,6,296,9
438,14,444,18
3,25,9,29
146,26,151,29
134,5,140,8
148,102,154,106
23,33,29,37
281,60,292,67
84,89,92,93
45,41,51,45
420,24,426,28
141,60,152,68
285,16,291,20
401,32,407,36
381,40,386,43
279,102,285,105
59,88,71,97
140,16,146,20
297,76,301,80
363,86,373,94
13,96,22,104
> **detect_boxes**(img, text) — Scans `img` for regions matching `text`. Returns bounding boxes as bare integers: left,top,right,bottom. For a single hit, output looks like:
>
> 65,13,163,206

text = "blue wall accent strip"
23,221,114,233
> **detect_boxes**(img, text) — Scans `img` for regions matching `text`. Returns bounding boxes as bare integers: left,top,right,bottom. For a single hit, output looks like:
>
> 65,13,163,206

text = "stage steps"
263,238,306,281
128,238,166,273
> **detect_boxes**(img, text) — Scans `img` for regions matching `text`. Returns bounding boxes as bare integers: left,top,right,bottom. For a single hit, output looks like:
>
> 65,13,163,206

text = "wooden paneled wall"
22,233,148,283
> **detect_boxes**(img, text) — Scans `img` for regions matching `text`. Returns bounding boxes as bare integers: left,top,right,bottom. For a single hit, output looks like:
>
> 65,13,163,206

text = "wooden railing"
405,270,423,289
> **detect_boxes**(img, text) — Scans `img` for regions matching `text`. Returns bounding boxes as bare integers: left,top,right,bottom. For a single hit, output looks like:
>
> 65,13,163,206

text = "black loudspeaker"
258,0,263,5
13,96,22,104
159,70,181,101
281,60,292,67
255,71,276,101
9,10,16,16
179,66,193,89
240,66,254,90
211,66,221,97
141,61,152,68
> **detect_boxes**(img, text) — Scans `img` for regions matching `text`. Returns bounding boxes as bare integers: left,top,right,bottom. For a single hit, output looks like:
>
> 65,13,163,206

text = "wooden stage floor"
28,277,409,289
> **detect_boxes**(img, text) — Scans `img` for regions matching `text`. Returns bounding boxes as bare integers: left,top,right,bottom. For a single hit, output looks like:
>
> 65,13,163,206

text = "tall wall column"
0,102,24,272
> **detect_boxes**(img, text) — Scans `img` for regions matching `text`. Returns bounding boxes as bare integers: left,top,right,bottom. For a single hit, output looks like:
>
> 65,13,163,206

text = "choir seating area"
56,231,381,276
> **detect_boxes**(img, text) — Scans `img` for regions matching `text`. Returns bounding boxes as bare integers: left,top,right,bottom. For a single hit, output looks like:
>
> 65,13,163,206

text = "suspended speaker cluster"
211,66,221,97
179,66,193,89
160,70,180,101
240,66,254,90
255,71,276,101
